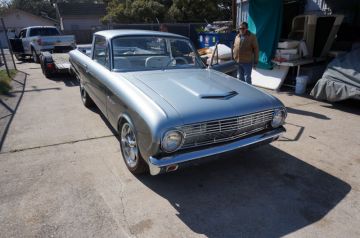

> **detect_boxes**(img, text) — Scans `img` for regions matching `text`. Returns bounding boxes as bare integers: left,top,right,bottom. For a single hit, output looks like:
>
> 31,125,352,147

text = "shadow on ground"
286,107,331,120
48,74,79,87
0,71,27,151
86,95,351,238
322,99,360,116
137,146,351,238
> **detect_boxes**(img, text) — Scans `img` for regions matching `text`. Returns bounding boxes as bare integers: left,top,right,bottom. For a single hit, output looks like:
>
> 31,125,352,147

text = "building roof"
2,8,57,23
56,3,106,17
95,30,188,40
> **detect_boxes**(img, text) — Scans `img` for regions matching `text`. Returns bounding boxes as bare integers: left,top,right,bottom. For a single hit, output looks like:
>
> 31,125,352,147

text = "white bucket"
295,76,309,95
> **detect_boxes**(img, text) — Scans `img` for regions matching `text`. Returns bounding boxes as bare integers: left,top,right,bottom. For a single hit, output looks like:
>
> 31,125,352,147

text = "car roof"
95,29,188,40
25,26,57,29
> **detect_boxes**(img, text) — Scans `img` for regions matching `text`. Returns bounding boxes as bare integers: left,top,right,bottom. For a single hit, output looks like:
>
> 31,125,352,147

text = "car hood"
126,69,278,124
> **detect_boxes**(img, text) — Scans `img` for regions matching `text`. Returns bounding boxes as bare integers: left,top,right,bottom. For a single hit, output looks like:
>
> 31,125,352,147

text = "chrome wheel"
121,123,139,168
79,82,94,108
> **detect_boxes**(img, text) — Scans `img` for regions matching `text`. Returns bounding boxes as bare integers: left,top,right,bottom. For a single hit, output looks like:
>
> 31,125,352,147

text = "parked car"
9,26,76,63
69,30,287,175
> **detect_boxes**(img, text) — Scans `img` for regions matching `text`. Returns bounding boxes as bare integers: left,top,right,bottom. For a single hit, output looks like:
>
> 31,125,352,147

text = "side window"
28,28,36,37
93,36,109,69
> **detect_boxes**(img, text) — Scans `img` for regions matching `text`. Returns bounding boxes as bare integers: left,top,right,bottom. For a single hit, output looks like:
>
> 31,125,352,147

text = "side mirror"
231,41,234,60
209,42,219,66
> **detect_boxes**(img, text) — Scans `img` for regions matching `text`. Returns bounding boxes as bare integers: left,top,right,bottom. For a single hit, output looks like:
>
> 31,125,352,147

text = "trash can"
198,32,237,48
295,76,309,95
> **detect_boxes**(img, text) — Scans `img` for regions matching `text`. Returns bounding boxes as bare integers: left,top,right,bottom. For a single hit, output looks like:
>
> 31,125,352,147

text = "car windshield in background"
29,28,60,37
112,36,203,71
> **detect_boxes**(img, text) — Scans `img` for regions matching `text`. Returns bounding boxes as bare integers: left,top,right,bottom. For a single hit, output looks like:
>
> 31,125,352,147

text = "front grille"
180,110,274,149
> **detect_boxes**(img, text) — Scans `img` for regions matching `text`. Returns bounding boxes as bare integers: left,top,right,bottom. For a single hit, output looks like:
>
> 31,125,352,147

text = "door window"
93,36,110,69
19,30,26,38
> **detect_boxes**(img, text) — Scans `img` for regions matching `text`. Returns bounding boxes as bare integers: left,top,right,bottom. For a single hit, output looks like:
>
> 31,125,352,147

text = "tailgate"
40,35,75,47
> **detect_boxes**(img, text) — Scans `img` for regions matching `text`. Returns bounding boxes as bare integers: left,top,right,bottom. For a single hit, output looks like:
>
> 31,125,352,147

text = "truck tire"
32,48,40,63
14,54,24,61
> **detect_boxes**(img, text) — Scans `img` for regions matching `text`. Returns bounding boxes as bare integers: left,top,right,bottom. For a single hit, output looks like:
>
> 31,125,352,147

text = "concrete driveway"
0,61,359,238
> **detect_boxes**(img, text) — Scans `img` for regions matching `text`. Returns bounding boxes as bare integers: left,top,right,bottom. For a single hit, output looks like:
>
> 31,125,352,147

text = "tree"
130,0,165,22
102,0,165,23
3,0,105,19
102,0,234,24
166,0,223,23
9,0,56,18
102,0,129,24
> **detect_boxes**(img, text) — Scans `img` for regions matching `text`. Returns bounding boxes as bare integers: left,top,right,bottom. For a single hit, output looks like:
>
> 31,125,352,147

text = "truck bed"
52,53,70,70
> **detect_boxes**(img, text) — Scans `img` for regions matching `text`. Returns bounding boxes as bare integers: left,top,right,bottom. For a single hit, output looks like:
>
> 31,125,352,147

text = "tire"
79,82,94,108
119,121,148,174
14,54,23,61
40,58,53,79
32,48,40,63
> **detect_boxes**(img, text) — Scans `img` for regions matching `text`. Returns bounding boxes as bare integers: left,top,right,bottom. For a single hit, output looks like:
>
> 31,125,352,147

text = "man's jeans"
237,63,253,84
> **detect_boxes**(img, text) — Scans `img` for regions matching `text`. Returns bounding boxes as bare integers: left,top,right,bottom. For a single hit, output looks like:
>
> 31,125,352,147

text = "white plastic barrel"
295,76,309,95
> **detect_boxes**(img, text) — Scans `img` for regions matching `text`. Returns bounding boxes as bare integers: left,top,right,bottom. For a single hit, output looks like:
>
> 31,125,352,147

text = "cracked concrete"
0,134,115,154
0,61,359,238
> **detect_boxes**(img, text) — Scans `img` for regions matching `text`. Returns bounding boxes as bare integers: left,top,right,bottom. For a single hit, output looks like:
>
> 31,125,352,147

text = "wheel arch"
117,112,158,161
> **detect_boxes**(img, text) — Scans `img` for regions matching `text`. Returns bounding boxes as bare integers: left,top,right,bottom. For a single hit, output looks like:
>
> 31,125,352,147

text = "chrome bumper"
148,127,285,175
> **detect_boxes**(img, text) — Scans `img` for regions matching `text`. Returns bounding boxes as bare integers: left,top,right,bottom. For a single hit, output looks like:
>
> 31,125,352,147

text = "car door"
21,29,32,54
10,29,26,55
9,37,24,55
208,42,237,76
85,35,110,116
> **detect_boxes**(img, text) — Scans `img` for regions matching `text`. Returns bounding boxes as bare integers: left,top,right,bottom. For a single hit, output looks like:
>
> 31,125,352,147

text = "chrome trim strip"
148,127,285,175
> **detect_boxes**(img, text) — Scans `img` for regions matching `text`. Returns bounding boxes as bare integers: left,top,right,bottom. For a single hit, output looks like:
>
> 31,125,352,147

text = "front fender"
117,112,159,161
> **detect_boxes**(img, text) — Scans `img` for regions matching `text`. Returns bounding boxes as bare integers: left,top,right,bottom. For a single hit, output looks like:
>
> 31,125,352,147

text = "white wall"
2,10,56,32
1,10,56,47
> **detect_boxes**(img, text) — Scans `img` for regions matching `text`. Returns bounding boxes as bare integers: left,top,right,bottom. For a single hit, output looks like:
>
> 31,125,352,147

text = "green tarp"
248,0,283,69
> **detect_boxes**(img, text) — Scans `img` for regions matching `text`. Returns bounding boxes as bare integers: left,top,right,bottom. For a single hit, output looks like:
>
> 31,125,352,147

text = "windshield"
29,28,60,37
112,36,204,71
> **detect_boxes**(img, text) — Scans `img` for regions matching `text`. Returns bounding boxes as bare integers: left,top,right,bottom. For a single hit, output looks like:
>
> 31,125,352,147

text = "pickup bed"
10,26,76,63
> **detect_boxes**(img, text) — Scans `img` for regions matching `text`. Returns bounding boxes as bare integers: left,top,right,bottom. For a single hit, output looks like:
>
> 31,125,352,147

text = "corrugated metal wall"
237,0,249,26
237,0,334,27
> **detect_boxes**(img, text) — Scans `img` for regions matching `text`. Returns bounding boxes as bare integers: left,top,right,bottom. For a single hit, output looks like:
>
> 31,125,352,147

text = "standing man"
159,24,168,32
233,22,259,84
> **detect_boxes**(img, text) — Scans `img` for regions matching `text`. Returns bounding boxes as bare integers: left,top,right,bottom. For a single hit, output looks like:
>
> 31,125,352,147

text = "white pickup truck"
10,26,76,63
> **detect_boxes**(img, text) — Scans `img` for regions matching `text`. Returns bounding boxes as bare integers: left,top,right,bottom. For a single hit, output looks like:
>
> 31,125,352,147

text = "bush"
0,70,16,95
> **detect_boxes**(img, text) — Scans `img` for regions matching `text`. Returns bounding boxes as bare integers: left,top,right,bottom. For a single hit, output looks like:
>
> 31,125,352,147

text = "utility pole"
232,0,237,29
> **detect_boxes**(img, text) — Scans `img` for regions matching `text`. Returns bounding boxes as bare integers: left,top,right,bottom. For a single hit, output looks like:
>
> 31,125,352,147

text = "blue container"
198,32,237,48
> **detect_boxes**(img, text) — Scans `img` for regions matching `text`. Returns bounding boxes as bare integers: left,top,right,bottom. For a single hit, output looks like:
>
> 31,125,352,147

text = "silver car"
69,30,286,175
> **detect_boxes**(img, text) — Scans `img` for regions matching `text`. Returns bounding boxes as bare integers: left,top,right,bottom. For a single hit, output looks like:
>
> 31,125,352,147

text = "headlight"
271,108,286,128
161,130,184,153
